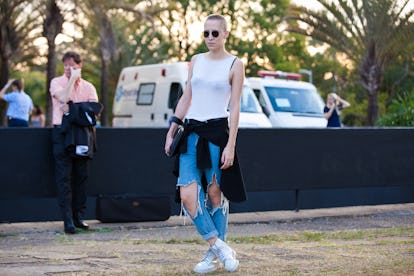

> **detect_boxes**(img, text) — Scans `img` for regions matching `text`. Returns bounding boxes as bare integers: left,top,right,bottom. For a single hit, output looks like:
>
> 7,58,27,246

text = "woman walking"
165,14,246,273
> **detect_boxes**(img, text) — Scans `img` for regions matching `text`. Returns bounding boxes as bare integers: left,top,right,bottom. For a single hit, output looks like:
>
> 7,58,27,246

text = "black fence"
1,127,413,222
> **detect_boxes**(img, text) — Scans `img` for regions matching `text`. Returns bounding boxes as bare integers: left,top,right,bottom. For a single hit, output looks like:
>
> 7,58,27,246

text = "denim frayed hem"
176,179,199,187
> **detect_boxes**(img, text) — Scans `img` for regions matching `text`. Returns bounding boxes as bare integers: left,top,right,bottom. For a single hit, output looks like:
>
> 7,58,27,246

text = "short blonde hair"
206,14,228,31
328,93,338,100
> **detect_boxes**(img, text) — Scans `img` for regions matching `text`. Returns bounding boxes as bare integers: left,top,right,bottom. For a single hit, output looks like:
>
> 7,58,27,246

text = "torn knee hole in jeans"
209,196,229,216
182,185,203,219
206,179,229,216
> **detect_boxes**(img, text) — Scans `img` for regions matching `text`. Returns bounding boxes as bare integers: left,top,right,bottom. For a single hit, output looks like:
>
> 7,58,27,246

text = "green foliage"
0,1,43,80
377,90,414,126
167,0,292,72
285,0,414,125
338,93,367,126
20,71,47,108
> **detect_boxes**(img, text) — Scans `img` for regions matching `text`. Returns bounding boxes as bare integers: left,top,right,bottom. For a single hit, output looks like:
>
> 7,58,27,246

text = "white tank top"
186,53,236,121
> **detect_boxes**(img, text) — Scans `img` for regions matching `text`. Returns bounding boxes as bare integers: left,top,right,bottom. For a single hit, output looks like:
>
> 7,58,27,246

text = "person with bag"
164,14,247,273
50,51,99,234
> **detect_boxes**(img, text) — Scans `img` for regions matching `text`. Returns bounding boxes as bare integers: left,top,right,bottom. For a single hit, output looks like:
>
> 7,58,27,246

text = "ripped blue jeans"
177,132,229,241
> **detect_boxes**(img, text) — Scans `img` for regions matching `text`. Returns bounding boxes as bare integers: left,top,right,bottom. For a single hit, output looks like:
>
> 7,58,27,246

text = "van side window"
136,83,155,105
168,82,183,111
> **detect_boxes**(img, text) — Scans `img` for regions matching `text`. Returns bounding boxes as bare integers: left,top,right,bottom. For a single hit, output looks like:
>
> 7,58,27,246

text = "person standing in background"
30,104,46,127
0,79,33,127
50,51,99,234
323,93,351,127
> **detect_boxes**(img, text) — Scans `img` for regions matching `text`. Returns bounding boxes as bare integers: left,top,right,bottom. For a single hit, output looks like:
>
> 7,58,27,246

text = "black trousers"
52,127,89,222
8,117,29,127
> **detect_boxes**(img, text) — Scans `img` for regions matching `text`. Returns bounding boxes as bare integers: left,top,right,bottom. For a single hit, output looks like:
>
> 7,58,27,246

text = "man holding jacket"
50,51,99,234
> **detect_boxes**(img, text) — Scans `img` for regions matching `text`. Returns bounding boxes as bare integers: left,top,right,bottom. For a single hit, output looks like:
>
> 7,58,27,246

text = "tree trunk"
367,87,378,126
100,58,108,126
0,57,9,85
360,43,381,126
0,56,9,126
96,12,115,127
45,42,57,126
43,0,63,126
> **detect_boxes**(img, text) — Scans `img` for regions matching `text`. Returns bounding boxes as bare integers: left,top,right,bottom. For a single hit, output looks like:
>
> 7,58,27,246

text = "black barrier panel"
87,128,176,196
0,127,413,200
0,128,55,198
297,185,414,209
0,127,414,222
237,128,414,191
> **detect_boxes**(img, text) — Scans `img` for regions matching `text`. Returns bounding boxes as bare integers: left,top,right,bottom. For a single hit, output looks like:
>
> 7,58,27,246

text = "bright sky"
291,0,414,13
290,0,323,10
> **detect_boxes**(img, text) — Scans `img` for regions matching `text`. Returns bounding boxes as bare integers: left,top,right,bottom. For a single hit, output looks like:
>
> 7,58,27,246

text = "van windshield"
264,86,324,114
240,86,262,113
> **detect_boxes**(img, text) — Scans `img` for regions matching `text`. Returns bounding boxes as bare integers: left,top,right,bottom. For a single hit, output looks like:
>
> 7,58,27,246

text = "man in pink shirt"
50,51,98,234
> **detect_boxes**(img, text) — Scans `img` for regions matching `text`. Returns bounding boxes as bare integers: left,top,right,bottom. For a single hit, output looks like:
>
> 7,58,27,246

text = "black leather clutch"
168,125,184,158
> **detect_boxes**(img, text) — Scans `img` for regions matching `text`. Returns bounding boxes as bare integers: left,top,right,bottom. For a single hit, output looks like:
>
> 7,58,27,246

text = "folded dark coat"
61,101,103,159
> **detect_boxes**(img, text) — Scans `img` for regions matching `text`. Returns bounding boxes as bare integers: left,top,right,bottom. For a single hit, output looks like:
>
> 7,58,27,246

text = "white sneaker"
211,238,239,272
193,248,218,274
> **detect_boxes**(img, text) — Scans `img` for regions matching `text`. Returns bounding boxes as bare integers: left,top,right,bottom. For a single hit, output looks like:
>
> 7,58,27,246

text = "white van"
248,71,327,128
112,62,271,128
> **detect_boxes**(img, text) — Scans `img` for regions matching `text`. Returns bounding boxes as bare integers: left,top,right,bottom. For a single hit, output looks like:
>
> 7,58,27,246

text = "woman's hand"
164,127,176,156
220,145,235,170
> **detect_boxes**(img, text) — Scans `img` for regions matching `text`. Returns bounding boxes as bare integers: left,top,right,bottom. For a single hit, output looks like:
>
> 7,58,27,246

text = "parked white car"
248,70,327,128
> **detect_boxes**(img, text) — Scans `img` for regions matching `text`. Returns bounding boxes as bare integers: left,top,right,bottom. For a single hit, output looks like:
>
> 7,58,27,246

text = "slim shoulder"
50,75,65,85
81,79,96,89
191,53,204,63
231,57,244,72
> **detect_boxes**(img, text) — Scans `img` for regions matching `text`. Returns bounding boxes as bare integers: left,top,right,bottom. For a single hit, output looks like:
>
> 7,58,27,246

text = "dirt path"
1,204,414,275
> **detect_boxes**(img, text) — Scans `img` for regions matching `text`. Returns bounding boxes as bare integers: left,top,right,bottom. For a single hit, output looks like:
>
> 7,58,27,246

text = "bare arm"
164,56,196,155
0,79,14,99
221,58,244,170
338,96,351,108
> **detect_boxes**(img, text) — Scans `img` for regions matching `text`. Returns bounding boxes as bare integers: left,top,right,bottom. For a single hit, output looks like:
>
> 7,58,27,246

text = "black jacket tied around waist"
173,118,247,203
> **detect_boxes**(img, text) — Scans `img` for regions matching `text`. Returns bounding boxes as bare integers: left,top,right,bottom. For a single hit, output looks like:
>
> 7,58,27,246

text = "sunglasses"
203,30,220,38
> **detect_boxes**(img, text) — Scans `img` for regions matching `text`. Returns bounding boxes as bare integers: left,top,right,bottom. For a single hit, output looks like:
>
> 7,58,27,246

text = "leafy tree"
0,0,40,83
382,49,414,108
20,71,46,108
152,0,299,76
0,0,42,125
377,90,414,126
284,0,414,125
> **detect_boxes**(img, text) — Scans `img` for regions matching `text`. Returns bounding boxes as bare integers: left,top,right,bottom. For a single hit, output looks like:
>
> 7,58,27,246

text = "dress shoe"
74,218,89,230
64,221,77,234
